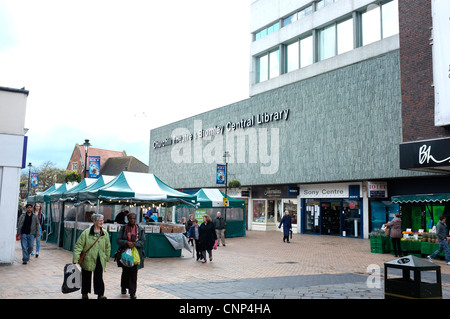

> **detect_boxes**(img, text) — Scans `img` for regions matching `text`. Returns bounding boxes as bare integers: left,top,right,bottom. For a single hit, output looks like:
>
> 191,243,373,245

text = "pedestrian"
33,203,45,258
115,210,129,224
385,213,403,257
188,219,201,261
117,212,145,299
73,213,111,299
214,211,226,246
428,215,450,265
198,214,217,263
187,214,194,246
16,203,40,264
278,210,292,243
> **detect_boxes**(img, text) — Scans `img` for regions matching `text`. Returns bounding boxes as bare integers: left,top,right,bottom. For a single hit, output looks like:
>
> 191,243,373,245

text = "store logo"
169,120,280,174
418,144,450,165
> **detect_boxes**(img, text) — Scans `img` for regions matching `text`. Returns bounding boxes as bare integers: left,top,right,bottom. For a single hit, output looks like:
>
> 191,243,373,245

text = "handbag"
61,263,81,294
120,248,134,267
78,234,101,265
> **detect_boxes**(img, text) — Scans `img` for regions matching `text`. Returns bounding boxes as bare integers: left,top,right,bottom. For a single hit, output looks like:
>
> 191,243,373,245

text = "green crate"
370,236,390,254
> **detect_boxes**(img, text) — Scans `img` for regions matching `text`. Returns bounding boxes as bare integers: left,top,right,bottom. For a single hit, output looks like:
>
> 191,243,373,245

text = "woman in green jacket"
73,214,111,299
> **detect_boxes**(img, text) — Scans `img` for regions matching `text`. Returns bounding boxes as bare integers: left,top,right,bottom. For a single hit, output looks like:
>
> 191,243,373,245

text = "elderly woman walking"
198,214,217,263
73,213,111,299
117,212,145,299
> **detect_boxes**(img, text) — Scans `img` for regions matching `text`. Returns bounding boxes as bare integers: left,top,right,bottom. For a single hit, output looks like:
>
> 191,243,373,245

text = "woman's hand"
127,241,135,248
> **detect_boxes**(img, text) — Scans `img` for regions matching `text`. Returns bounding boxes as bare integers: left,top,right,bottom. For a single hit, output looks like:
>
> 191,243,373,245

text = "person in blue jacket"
278,210,292,243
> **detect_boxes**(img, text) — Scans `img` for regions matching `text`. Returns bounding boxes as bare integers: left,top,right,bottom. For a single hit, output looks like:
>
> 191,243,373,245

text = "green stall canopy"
391,194,450,203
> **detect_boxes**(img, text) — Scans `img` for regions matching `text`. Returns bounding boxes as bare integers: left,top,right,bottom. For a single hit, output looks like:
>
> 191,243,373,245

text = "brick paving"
2,230,450,299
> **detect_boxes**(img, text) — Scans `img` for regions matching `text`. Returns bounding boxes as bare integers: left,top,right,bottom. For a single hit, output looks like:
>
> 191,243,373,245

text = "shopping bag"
131,247,140,265
120,248,134,267
61,263,81,294
213,241,218,250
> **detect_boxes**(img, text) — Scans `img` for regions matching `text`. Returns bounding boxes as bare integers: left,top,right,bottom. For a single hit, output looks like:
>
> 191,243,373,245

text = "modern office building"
149,0,450,238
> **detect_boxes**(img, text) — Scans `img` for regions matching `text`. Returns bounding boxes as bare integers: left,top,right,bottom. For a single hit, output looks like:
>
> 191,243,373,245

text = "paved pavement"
2,230,450,301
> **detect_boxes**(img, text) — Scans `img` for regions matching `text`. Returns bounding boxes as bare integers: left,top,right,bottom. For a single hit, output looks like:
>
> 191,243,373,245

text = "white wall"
0,87,28,264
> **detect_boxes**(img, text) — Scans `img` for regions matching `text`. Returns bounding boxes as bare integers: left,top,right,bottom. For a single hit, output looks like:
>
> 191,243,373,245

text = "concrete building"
0,86,29,264
149,0,450,238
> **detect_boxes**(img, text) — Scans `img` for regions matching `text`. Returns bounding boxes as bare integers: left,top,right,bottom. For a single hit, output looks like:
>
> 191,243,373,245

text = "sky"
0,0,251,171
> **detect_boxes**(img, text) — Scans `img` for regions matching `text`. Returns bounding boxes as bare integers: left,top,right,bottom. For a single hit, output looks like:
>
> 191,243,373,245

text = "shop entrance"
320,201,341,235
304,198,362,237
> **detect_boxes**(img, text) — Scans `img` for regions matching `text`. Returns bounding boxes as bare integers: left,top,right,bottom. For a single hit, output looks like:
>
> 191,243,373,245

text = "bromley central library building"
149,0,450,239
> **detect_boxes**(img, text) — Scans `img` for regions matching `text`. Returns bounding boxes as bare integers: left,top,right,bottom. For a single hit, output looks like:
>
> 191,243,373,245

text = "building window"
286,41,299,73
337,18,353,55
255,21,280,41
300,35,313,68
72,162,78,171
362,0,399,46
318,17,354,61
318,24,336,61
257,48,280,83
316,0,338,11
283,5,313,27
253,199,266,223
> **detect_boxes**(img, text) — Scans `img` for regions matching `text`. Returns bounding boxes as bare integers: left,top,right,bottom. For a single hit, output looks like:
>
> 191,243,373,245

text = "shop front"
300,183,363,238
251,185,299,232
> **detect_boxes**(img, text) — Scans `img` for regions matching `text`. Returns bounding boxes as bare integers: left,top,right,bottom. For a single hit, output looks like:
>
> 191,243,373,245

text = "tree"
21,161,67,196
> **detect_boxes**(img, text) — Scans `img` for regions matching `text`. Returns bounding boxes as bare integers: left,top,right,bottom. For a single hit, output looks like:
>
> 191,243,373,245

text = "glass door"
304,199,320,234
342,200,361,237
320,201,341,235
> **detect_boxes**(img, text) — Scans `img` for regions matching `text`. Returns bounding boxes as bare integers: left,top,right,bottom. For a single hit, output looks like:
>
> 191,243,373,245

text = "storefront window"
253,199,266,223
305,199,320,234
267,200,276,223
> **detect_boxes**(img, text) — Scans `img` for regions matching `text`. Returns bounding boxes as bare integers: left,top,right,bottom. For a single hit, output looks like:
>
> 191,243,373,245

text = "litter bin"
384,255,442,299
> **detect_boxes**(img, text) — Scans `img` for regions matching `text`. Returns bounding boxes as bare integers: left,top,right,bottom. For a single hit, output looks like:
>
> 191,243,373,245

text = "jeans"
35,226,42,253
21,233,35,262
430,239,450,262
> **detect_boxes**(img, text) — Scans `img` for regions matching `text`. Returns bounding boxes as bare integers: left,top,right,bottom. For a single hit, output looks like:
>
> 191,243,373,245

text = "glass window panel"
362,5,381,46
258,54,268,83
269,49,280,79
318,24,336,61
273,22,280,32
382,0,399,38
283,15,293,27
316,0,324,10
286,41,299,73
337,18,353,54
300,35,313,67
253,200,266,223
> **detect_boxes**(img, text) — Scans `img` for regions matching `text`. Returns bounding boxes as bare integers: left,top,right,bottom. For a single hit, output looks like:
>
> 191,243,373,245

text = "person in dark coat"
198,214,217,263
385,213,403,257
117,212,145,299
278,210,292,243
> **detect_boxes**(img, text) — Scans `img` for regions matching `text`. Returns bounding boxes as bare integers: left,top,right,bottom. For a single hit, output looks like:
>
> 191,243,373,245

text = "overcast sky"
0,0,251,171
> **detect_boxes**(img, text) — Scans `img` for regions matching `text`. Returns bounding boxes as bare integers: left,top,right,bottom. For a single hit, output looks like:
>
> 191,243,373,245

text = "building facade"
0,86,29,264
149,0,450,238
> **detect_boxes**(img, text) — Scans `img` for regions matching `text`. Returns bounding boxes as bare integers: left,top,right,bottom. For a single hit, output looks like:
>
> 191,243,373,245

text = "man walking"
214,211,226,247
428,216,450,265
17,204,40,264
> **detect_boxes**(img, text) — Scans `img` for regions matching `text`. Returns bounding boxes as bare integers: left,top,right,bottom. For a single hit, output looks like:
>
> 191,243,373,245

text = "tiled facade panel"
150,51,424,189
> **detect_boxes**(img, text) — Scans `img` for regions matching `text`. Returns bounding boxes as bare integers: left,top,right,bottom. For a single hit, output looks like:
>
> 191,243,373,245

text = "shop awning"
391,193,450,203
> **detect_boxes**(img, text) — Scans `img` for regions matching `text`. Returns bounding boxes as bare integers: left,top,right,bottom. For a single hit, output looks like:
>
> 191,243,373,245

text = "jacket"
278,215,292,237
73,226,111,272
17,212,40,237
435,221,448,241
198,222,217,251
117,224,145,269
386,217,402,239
214,217,226,230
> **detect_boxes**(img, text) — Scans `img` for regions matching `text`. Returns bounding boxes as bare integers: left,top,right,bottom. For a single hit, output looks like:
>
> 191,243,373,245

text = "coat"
117,224,145,269
386,217,402,239
73,226,111,272
279,215,292,237
198,222,217,251
17,212,40,237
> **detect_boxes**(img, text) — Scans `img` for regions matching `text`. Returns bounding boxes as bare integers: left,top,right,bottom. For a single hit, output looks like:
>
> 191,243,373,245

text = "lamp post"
27,162,32,198
82,139,91,178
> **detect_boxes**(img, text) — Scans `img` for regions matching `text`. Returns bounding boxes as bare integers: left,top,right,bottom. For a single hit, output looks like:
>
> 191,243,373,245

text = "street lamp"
27,162,32,198
82,139,91,178
223,151,230,199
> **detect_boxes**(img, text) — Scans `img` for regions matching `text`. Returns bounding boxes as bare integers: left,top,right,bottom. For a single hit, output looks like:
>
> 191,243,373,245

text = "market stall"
176,188,246,238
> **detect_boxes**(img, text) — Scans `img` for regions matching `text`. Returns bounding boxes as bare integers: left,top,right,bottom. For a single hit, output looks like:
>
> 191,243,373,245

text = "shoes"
82,294,89,299
130,294,137,299
210,257,213,262
36,253,39,258
22,261,27,265
223,244,226,246
446,262,450,266
202,260,207,263
121,288,127,294
98,295,107,299
427,256,433,263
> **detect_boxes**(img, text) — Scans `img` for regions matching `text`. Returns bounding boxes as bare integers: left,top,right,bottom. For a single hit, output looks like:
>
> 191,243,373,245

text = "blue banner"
216,164,226,185
31,172,39,187
88,156,101,178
